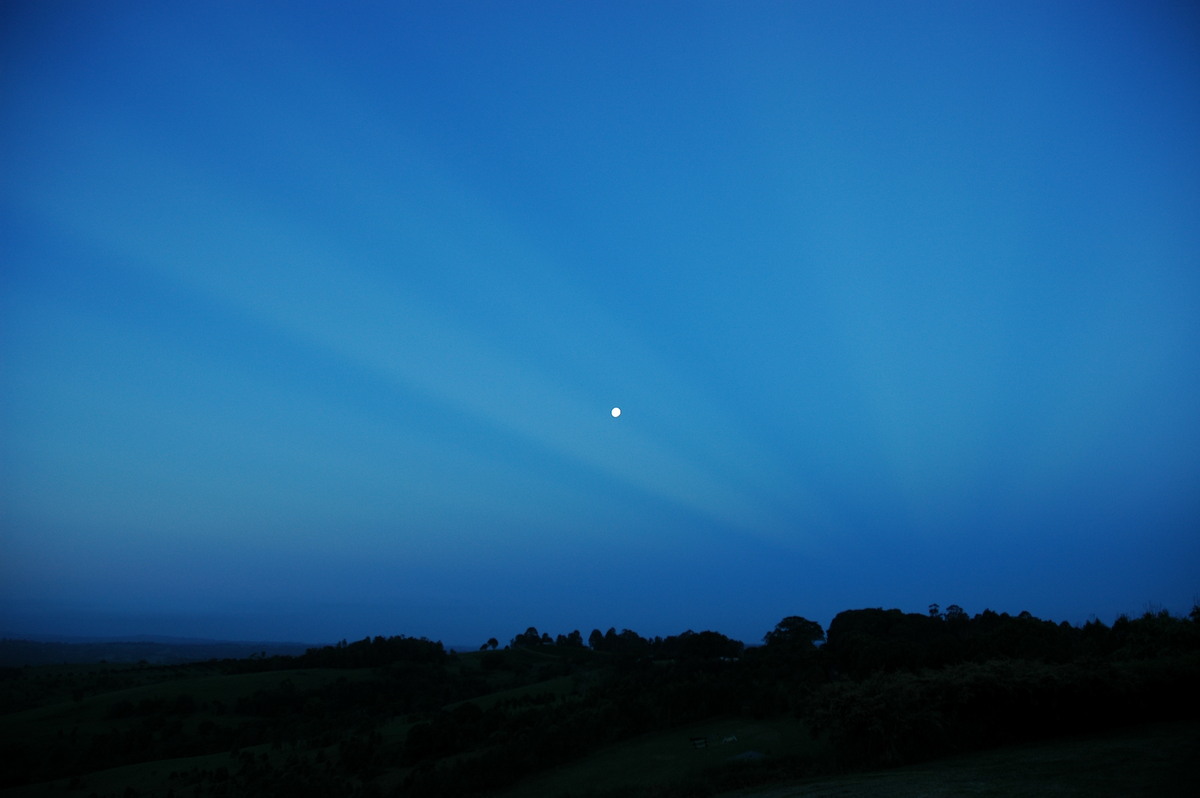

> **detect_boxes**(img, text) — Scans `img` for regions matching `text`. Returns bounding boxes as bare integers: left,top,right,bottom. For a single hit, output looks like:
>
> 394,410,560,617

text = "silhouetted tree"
664,630,743,660
604,627,619,649
615,629,650,656
512,627,541,647
825,608,957,676
763,616,825,651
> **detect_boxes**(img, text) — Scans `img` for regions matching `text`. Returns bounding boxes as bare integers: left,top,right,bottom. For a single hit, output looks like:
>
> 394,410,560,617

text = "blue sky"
2,1,1198,646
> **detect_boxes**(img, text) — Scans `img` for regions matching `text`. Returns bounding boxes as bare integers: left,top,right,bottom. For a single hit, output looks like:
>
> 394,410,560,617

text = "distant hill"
0,636,317,666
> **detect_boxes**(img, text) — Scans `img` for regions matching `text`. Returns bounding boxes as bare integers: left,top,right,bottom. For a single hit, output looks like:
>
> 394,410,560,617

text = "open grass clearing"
721,719,1200,798
495,716,816,798
0,744,255,798
0,666,374,751
446,674,578,712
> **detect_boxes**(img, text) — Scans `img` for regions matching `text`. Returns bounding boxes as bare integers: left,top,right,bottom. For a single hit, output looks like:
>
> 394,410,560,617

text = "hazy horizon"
4,597,1194,651
3,2,1198,650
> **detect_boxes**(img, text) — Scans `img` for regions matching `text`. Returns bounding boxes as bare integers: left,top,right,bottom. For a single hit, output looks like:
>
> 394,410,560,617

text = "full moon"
611,407,621,418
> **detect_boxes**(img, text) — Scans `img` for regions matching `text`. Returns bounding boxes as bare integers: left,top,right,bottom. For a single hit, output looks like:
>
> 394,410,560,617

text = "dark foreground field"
491,717,1198,798
720,719,1199,798
2,607,1197,797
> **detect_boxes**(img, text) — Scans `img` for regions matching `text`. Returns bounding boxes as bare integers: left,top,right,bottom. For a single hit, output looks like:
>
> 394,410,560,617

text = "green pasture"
719,719,1200,798
495,716,818,798
0,662,385,798
0,746,244,797
0,666,371,748
6,648,1195,798
445,674,578,712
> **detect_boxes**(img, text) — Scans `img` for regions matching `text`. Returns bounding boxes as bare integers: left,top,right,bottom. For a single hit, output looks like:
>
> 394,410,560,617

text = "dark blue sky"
3,1,1198,646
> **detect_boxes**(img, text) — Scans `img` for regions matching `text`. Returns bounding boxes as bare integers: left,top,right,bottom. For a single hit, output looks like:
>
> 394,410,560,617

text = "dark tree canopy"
588,629,604,650
763,616,825,650
511,627,543,648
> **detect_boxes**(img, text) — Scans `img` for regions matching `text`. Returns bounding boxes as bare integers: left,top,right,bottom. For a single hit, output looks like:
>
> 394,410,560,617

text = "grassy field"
0,646,601,797
3,645,1196,798
719,719,1199,798
0,666,372,749
0,746,246,798
493,715,820,798
0,662,390,797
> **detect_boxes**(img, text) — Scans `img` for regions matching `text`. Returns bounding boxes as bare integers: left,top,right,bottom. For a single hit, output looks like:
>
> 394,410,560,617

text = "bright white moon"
611,407,621,418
